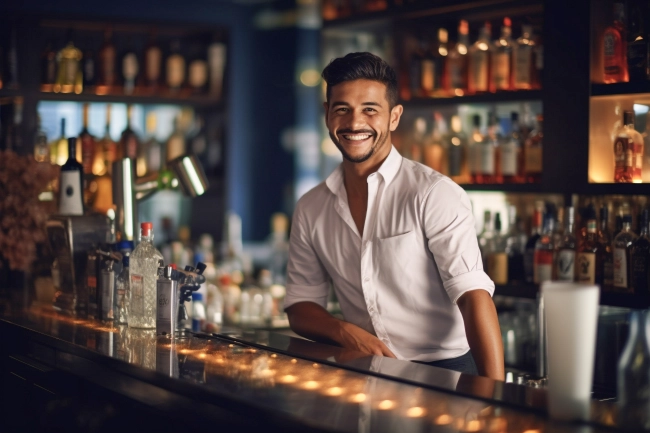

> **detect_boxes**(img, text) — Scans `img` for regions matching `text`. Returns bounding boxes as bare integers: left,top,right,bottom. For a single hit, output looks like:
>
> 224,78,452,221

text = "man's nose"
347,110,366,130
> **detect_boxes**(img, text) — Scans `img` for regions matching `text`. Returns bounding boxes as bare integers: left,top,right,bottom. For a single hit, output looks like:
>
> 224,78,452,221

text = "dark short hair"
321,52,398,108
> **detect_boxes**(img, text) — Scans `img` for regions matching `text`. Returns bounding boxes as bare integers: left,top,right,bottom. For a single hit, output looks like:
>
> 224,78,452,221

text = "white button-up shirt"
285,146,494,362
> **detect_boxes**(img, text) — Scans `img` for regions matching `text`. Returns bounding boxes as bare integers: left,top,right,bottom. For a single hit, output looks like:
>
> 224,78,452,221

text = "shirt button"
363,277,370,282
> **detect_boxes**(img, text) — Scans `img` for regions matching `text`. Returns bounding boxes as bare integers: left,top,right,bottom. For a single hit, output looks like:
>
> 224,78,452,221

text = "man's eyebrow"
330,101,382,107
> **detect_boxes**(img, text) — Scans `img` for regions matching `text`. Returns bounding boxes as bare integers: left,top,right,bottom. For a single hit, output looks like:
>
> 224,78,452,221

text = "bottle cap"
192,292,203,302
141,222,153,236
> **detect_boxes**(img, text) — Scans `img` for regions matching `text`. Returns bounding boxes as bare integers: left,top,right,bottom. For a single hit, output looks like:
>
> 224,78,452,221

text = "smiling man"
284,52,504,380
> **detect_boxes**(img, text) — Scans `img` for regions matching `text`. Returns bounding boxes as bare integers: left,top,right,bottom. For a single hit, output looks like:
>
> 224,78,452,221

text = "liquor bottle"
468,22,491,94
409,117,426,163
115,255,130,325
41,42,57,92
524,207,543,283
166,39,186,93
501,112,522,183
4,27,18,90
505,205,526,284
477,111,499,184
51,118,67,166
208,32,227,99
576,207,605,285
534,212,555,284
512,25,536,90
478,210,494,270
469,114,483,183
119,104,139,161
626,1,647,82
423,112,447,174
144,31,162,92
613,213,624,239
33,115,49,163
79,103,96,177
141,112,162,176
122,39,139,95
614,110,644,183
487,213,508,285
630,209,650,294
166,115,186,163
491,17,514,92
524,114,543,183
91,110,114,215
599,205,614,291
129,222,164,329
420,38,435,97
555,206,577,281
188,44,208,95
54,34,83,94
58,137,84,216
432,28,449,96
409,38,426,99
98,104,117,173
82,48,96,90
613,215,638,293
602,1,628,83
532,33,544,89
446,20,469,96
98,29,116,93
446,115,467,183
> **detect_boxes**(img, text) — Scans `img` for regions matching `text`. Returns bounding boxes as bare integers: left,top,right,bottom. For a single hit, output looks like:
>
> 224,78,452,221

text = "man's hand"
457,289,505,381
286,302,396,358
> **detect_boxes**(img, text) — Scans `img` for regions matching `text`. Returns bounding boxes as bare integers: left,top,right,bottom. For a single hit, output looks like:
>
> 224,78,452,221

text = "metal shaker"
156,265,179,337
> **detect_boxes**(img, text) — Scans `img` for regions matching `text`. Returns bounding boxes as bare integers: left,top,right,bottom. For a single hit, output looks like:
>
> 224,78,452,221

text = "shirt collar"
325,145,402,195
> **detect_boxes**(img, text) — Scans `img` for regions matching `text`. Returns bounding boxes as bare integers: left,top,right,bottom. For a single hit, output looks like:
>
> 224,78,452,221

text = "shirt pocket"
374,230,420,311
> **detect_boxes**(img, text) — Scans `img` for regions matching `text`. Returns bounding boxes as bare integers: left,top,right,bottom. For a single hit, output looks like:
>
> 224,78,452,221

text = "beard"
329,123,390,164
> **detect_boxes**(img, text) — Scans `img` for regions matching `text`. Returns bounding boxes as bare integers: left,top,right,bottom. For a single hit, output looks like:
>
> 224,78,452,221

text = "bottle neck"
140,231,154,243
68,140,76,161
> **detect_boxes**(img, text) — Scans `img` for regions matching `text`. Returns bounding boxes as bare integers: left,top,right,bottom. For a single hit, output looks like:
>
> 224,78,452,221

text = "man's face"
325,79,403,164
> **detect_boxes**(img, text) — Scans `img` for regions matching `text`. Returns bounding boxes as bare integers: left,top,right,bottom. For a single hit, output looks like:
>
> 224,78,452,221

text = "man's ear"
389,104,404,132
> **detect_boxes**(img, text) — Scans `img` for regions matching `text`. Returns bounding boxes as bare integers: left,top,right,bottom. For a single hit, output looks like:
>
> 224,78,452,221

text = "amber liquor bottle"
602,1,629,83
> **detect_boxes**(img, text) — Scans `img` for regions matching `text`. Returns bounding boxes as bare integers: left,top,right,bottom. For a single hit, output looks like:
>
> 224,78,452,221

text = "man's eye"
336,108,348,113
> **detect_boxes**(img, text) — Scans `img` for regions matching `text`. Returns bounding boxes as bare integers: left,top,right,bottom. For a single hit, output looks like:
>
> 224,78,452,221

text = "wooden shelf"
591,82,650,97
401,90,542,108
495,283,650,309
461,183,544,193
323,0,542,30
36,90,225,109
580,183,650,196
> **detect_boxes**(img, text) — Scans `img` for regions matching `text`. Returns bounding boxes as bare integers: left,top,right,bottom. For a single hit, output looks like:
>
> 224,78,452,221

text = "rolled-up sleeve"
422,178,495,304
284,204,330,311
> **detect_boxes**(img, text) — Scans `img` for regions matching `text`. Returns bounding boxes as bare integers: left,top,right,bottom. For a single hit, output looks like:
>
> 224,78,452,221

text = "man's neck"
342,145,392,197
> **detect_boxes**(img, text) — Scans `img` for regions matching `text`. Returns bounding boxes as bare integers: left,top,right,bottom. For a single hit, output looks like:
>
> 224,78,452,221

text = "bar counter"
0,308,622,433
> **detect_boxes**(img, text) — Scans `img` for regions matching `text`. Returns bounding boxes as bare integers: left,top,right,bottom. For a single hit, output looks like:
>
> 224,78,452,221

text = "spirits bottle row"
39,28,226,98
404,18,542,99
599,0,650,84
480,200,650,294
396,108,542,184
36,103,222,215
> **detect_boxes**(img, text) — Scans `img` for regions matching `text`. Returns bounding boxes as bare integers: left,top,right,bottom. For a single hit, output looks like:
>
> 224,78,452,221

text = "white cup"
542,281,600,421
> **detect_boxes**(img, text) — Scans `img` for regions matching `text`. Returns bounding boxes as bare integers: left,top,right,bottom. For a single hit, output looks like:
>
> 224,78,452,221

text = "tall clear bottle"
468,22,492,94
446,20,469,96
129,222,164,329
501,112,522,183
486,213,508,285
491,17,514,92
512,25,536,90
617,311,650,430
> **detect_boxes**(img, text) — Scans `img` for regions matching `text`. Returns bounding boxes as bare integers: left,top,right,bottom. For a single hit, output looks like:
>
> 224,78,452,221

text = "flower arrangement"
0,150,59,271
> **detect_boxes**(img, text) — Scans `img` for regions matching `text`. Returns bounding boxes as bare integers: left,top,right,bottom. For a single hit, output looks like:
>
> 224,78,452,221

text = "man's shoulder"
397,158,459,195
295,181,333,215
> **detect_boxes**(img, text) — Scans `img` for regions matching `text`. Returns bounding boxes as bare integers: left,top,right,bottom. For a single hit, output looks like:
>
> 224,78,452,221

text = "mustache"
338,129,375,135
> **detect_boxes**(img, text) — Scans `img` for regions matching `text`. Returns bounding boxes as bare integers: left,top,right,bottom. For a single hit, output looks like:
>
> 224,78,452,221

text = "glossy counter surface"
0,309,623,432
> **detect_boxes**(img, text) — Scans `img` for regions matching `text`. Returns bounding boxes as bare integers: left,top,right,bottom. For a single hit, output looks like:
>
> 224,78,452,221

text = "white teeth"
342,134,371,141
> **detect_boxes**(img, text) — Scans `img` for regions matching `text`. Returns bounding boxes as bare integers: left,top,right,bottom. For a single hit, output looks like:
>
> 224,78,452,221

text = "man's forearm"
285,302,345,346
457,290,505,381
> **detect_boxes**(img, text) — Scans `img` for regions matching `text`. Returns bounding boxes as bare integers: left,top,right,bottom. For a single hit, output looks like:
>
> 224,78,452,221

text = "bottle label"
480,144,495,174
534,250,553,284
603,31,622,76
123,53,139,80
493,51,510,89
421,59,434,92
614,136,634,169
576,252,596,284
613,247,628,289
487,252,508,285
524,145,542,174
131,274,144,317
59,171,84,215
514,46,532,86
64,59,79,85
146,47,162,81
556,249,575,281
501,140,518,176
470,51,488,91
